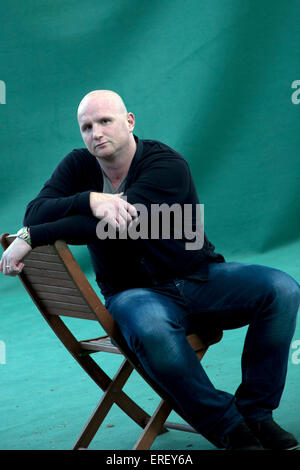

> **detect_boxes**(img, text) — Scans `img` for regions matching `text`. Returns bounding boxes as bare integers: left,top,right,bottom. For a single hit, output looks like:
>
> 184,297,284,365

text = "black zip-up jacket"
24,136,225,296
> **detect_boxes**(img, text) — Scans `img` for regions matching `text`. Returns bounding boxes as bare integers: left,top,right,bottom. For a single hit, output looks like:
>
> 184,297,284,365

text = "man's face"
78,95,135,160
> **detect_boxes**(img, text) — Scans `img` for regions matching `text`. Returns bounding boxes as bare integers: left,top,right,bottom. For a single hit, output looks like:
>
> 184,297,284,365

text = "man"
1,90,299,450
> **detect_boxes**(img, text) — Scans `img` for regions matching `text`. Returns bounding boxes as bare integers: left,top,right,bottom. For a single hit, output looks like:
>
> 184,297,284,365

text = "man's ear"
127,112,135,132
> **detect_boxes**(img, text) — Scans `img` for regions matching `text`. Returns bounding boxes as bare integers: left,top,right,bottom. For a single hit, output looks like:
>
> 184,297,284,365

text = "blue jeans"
104,262,300,446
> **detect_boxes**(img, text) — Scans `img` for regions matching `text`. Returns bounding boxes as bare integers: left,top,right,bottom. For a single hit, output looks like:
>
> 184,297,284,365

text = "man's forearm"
24,191,138,248
23,191,92,226
28,214,99,248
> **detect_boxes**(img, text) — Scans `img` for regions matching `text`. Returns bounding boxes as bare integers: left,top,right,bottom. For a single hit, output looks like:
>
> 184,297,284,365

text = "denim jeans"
104,262,300,446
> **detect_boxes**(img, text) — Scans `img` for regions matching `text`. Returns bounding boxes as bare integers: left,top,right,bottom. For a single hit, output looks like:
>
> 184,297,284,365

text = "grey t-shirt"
99,163,127,194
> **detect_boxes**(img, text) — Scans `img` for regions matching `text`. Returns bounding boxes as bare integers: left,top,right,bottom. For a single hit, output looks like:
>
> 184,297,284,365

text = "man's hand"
90,192,138,231
0,237,32,276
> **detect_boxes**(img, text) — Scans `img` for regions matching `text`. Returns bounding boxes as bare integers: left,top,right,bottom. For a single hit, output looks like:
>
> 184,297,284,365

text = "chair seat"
80,335,122,355
79,331,222,357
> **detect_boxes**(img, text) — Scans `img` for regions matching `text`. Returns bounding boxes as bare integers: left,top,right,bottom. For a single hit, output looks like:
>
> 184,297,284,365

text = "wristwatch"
17,227,31,246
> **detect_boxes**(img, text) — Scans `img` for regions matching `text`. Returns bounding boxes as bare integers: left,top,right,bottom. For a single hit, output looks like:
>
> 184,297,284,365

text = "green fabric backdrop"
0,0,299,450
1,0,300,272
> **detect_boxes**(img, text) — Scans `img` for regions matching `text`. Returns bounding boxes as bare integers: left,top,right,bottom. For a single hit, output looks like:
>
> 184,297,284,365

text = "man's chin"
92,146,113,159
94,150,114,161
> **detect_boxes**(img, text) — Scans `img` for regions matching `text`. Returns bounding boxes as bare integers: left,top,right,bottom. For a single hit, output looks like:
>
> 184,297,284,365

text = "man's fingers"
115,192,137,218
125,202,138,219
0,237,31,277
16,261,25,271
4,264,18,276
95,196,138,235
117,205,132,223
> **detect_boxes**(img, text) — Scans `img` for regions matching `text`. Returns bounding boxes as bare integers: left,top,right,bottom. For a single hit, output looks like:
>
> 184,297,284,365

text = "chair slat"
30,245,58,254
24,274,76,289
44,307,97,320
33,283,82,296
24,259,67,272
27,252,63,262
37,291,87,305
23,266,72,280
41,299,93,314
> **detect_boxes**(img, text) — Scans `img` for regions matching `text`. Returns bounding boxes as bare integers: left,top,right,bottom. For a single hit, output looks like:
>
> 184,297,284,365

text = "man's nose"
92,123,104,139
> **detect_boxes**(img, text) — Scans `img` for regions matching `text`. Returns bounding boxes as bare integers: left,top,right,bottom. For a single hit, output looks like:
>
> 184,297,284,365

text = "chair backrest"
0,234,133,353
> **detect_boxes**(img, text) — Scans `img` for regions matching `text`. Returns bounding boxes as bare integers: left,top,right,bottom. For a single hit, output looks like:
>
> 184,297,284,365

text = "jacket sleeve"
23,151,93,225
23,151,98,248
28,214,99,248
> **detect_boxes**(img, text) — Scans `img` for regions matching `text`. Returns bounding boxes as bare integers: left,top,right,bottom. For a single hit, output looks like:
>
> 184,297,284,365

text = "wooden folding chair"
1,233,222,450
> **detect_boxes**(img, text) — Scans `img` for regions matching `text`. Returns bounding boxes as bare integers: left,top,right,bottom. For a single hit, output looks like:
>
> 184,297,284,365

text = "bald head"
77,89,136,162
77,90,127,120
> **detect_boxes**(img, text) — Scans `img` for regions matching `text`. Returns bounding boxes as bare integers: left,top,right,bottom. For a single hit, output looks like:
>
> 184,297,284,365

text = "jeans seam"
172,279,194,324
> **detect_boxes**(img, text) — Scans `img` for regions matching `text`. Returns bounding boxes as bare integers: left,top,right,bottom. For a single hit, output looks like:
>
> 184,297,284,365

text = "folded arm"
0,152,137,276
0,151,190,276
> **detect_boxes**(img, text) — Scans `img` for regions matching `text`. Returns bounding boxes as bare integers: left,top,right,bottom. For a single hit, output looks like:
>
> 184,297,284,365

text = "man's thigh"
177,262,298,330
105,286,188,337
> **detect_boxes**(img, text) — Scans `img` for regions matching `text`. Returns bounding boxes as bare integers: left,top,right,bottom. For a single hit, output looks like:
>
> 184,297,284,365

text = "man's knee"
110,294,185,373
259,269,300,336
266,269,300,309
106,288,181,345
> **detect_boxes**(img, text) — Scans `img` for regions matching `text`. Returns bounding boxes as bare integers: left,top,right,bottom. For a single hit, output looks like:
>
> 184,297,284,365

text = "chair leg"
73,359,134,450
44,315,152,434
133,400,172,450
78,354,153,430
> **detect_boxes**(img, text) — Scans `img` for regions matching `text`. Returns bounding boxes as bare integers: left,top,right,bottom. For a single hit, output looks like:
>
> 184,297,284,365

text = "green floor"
1,242,300,451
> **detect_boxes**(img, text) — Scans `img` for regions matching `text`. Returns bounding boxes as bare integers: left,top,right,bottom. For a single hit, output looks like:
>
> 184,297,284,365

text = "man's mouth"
95,141,108,149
